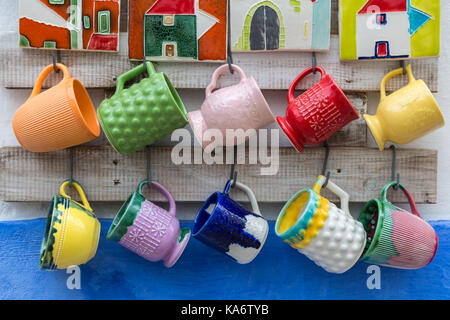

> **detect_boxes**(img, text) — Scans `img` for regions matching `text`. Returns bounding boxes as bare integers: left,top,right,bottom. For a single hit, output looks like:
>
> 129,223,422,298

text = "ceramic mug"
277,66,360,152
364,64,445,151
39,181,100,270
97,62,188,155
358,181,438,269
188,64,275,149
106,180,191,268
192,180,269,264
12,63,100,152
275,175,366,274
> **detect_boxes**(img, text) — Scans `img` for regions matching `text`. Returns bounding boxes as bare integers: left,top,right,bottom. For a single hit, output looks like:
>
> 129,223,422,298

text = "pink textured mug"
106,181,190,268
188,64,275,149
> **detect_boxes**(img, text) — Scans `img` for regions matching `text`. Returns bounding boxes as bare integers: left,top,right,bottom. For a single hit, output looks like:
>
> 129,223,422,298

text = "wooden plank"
0,31,438,91
0,146,437,203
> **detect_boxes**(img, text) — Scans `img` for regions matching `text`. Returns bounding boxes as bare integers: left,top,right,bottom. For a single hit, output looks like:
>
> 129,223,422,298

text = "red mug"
277,66,359,152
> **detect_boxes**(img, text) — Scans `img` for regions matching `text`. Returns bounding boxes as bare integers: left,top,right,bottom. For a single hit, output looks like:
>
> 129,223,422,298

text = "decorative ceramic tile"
19,0,120,52
339,0,440,60
128,0,228,62
230,0,331,52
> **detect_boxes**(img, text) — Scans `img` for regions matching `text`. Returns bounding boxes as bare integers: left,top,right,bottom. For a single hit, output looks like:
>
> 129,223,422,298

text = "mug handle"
138,180,177,217
205,64,247,97
312,175,350,216
381,181,422,219
30,63,71,98
288,66,325,105
380,64,415,100
115,61,157,95
223,179,261,216
59,180,93,212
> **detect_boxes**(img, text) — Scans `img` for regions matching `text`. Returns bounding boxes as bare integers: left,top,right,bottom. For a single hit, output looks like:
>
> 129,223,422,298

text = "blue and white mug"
192,180,268,264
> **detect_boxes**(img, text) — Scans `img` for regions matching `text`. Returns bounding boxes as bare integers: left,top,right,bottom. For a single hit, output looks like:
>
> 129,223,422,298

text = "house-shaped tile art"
230,0,331,52
339,0,440,60
128,0,227,62
19,0,120,52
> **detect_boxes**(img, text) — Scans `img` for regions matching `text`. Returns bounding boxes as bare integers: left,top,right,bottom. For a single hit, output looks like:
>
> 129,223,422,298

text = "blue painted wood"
0,219,449,300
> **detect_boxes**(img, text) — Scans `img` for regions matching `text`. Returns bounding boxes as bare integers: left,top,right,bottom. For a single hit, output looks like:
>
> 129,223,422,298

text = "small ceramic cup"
39,181,100,270
106,180,190,268
188,64,275,150
277,66,359,152
364,64,445,150
193,180,269,264
358,181,438,269
275,175,366,274
98,62,188,155
12,63,100,152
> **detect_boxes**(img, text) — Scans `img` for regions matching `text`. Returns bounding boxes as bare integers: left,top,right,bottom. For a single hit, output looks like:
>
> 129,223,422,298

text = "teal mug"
97,62,188,154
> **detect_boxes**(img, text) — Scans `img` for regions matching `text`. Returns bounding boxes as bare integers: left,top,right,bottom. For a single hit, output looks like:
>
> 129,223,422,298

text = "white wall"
0,1,449,221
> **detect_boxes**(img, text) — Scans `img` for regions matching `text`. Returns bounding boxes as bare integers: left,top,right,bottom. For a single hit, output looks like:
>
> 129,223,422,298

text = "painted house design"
231,0,331,52
356,0,431,60
19,0,120,51
138,0,227,61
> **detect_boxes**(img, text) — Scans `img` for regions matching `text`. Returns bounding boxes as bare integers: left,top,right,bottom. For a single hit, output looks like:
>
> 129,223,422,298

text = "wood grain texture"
0,30,438,91
0,146,437,203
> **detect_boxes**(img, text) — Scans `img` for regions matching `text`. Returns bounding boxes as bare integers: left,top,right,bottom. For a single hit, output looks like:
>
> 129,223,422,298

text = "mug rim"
192,192,221,237
358,198,385,261
106,191,145,242
275,188,316,239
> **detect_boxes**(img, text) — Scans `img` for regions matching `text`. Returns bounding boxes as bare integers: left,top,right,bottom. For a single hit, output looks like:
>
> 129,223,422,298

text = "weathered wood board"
0,146,437,204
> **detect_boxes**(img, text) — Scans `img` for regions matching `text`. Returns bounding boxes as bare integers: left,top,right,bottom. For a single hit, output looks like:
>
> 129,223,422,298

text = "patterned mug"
188,64,275,150
106,180,190,268
277,66,359,152
275,175,366,274
40,181,100,270
192,180,269,264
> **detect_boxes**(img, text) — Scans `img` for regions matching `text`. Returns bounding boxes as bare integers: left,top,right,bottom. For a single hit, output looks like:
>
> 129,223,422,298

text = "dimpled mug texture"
299,203,366,274
98,70,188,155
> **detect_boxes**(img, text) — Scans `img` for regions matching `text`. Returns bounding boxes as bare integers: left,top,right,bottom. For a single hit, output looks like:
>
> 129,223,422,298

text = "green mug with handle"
98,62,188,154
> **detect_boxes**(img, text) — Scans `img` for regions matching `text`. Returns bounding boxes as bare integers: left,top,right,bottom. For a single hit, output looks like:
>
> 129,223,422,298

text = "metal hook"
226,0,234,74
401,60,407,75
390,145,400,190
52,50,61,73
321,141,331,188
229,145,238,188
68,147,74,186
146,145,152,187
312,52,317,74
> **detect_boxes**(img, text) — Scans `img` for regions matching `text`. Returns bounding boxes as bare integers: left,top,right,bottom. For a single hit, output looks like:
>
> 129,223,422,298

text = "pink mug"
188,64,275,149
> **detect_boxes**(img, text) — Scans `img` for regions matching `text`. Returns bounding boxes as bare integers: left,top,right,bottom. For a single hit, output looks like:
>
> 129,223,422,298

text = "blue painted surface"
0,219,449,300
312,0,331,50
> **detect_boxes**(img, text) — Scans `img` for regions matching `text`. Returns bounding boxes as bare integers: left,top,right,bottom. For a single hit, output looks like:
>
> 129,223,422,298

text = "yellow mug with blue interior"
364,64,445,151
39,181,100,270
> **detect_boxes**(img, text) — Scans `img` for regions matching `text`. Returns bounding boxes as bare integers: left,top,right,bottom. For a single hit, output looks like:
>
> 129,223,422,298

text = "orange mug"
12,63,100,152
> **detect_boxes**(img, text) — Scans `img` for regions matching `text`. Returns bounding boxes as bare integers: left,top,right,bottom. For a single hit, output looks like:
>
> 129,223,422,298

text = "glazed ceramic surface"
230,0,331,52
364,64,444,150
276,175,366,274
188,64,275,149
128,0,227,62
339,0,440,60
97,62,188,155
358,182,438,269
193,180,269,264
107,181,190,268
19,0,120,51
39,181,100,270
277,66,359,152
12,63,100,153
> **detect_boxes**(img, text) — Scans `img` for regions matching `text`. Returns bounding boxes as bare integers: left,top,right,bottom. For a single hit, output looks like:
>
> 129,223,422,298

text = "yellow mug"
364,64,445,151
39,181,100,270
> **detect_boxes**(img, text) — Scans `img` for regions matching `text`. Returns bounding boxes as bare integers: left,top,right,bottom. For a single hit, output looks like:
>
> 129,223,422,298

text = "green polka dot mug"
97,62,188,154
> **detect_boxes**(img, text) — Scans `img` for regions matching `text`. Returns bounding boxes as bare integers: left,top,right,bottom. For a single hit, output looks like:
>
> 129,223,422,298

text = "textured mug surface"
39,181,100,270
98,62,188,154
106,180,190,268
188,64,275,149
276,175,366,274
193,180,269,264
277,66,359,152
358,182,438,269
364,64,445,151
12,63,100,152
